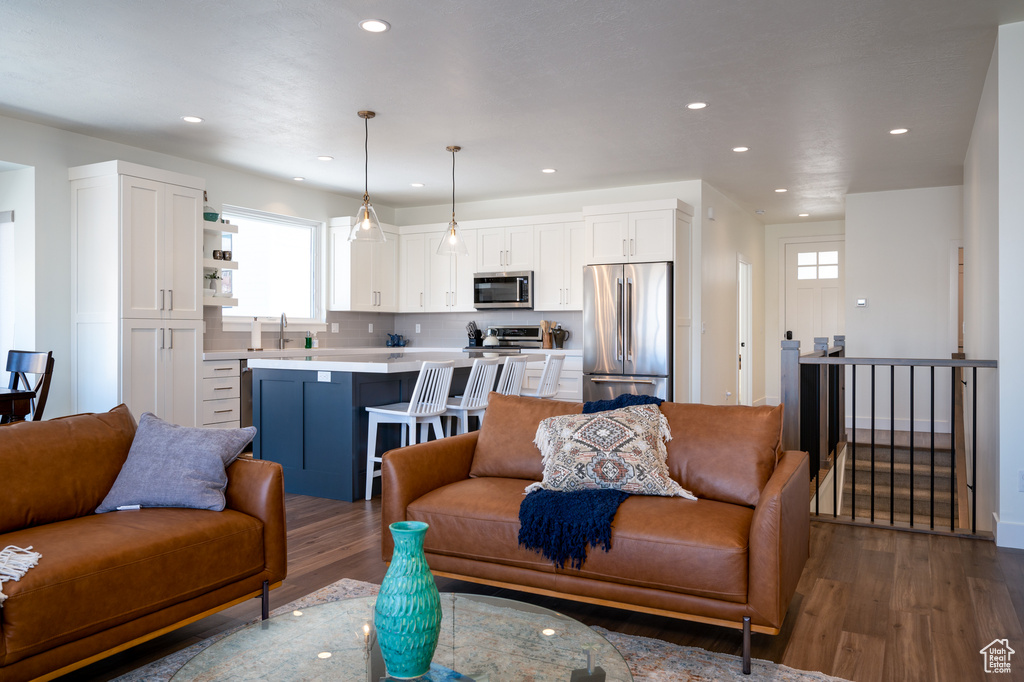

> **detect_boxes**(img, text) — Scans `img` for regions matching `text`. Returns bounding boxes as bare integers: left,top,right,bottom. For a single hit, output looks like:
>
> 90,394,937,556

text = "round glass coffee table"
172,593,632,681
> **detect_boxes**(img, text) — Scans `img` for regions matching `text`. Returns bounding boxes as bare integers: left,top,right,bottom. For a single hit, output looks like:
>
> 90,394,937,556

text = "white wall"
845,187,963,434
699,182,766,405
0,112,371,418
964,42,1000,538
763,220,846,406
0,166,36,383
996,21,1024,547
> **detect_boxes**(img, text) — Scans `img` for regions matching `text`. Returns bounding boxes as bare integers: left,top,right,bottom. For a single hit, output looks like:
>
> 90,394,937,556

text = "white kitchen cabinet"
327,218,398,312
202,359,241,427
476,225,533,272
533,221,585,311
424,230,477,312
399,233,428,311
584,209,674,264
121,319,202,426
70,160,205,422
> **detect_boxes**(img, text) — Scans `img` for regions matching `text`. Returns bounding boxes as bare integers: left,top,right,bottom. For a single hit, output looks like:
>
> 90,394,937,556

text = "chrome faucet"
279,313,292,350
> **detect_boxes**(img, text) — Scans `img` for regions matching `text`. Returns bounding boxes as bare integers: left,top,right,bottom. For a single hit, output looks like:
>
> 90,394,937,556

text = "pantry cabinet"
70,160,205,424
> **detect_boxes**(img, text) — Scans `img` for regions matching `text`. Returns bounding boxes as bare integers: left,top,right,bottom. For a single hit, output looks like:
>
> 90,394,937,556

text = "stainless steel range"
463,324,542,354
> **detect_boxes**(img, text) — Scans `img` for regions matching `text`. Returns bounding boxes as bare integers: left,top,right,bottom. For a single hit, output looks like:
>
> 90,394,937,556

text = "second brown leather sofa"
382,393,809,673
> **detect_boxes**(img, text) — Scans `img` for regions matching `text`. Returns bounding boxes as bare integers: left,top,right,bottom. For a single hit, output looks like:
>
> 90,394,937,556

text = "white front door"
784,241,845,353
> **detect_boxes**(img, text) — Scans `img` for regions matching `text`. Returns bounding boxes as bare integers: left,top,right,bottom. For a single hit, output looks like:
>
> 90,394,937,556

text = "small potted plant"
204,271,221,293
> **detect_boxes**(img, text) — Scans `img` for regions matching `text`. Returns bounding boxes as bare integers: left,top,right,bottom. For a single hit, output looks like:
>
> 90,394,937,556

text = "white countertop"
204,346,581,362
246,351,510,373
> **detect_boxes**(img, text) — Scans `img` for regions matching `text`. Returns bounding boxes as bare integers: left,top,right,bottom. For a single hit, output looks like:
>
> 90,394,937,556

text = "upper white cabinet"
584,209,674,264
533,221,584,311
327,217,398,312
70,160,205,423
476,225,533,272
399,229,477,313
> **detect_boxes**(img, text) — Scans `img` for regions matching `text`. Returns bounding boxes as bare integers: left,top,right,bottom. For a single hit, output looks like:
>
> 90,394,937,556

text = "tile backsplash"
203,307,581,351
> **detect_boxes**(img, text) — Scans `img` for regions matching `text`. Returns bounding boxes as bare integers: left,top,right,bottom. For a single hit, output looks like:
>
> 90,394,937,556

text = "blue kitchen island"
247,352,489,501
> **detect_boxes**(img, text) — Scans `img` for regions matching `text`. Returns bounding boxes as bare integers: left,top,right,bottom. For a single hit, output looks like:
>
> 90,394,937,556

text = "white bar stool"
365,360,454,499
521,354,564,399
443,356,500,436
495,354,529,396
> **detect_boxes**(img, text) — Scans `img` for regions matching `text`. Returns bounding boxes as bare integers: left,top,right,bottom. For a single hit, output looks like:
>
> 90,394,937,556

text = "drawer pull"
213,367,233,371
213,386,232,391
213,409,235,414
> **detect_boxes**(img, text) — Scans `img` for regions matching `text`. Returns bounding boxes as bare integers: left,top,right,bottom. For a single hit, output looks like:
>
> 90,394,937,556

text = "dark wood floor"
67,495,1024,682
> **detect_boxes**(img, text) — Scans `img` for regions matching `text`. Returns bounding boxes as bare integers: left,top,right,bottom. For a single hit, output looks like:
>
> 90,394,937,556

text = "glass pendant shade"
349,110,385,243
437,145,467,256
350,198,385,242
436,217,469,256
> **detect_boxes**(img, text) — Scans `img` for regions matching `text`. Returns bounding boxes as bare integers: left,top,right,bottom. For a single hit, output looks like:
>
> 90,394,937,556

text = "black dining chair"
4,350,54,423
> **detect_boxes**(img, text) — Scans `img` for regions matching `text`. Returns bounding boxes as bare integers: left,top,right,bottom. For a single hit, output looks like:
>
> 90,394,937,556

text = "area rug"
113,579,849,682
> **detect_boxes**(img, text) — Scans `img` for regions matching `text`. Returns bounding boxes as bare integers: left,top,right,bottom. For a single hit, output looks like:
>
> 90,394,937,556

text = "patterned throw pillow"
527,404,696,499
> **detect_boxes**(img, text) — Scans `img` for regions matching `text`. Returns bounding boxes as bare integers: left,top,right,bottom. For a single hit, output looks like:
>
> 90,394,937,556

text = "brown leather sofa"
382,394,809,673
0,405,287,682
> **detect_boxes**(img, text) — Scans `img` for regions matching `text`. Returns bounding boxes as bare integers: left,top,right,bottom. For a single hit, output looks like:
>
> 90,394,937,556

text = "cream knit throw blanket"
0,545,41,605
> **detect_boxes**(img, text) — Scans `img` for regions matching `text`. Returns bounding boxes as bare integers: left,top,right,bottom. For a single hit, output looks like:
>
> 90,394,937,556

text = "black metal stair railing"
781,337,997,535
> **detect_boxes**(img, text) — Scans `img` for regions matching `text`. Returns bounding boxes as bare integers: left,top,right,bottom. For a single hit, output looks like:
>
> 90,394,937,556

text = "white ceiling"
3,1,1022,223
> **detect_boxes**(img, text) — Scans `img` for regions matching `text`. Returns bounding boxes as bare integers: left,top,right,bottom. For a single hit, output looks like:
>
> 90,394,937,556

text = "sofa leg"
261,580,270,621
742,616,751,674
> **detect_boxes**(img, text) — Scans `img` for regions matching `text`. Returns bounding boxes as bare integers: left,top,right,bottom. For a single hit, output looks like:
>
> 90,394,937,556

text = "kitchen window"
220,206,323,327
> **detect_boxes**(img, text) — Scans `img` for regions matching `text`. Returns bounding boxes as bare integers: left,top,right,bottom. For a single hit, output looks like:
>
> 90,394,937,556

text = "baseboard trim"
994,514,1024,549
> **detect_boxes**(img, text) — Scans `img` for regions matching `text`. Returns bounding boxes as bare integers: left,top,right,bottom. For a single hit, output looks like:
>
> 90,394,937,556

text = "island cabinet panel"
251,367,470,501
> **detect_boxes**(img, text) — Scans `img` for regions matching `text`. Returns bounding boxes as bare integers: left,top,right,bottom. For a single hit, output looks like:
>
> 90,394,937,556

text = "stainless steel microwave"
473,271,533,309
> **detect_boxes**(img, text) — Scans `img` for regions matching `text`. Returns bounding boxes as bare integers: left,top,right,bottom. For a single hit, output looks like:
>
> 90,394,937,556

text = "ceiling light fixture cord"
364,114,369,201
452,147,457,220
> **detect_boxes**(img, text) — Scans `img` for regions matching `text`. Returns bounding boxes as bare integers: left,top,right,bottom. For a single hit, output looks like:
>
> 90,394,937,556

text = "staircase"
837,433,958,530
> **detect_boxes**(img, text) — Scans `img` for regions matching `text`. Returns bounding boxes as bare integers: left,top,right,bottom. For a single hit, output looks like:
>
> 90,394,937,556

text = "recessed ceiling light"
181,116,203,123
317,156,333,161
775,188,787,193
798,213,810,217
686,102,708,110
410,183,425,188
293,177,305,182
890,128,909,135
359,19,390,33
732,146,749,153
542,168,557,173
317,652,332,659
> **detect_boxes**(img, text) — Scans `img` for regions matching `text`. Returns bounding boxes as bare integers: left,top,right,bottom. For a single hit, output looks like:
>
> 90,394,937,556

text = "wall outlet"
368,323,373,333
317,371,331,383
416,324,421,333
332,323,339,333
1019,470,1024,492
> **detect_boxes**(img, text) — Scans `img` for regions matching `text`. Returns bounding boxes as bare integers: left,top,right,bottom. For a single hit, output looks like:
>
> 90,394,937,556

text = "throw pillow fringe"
0,545,42,605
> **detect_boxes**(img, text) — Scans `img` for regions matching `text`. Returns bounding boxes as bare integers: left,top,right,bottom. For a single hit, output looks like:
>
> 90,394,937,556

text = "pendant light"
436,145,469,256
349,110,386,243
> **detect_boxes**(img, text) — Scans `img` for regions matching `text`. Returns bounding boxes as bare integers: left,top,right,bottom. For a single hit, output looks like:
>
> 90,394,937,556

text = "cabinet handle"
168,289,174,310
214,386,232,391
160,289,165,310
622,240,627,257
168,328,174,349
160,328,165,349
213,367,232,371
420,292,424,307
213,409,234,414
630,238,635,256
452,290,456,307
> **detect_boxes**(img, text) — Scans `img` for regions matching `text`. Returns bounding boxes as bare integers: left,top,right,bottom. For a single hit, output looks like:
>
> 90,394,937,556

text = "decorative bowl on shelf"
204,211,220,222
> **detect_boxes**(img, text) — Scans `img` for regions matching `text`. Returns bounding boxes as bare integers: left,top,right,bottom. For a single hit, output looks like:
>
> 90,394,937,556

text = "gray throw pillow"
96,412,257,513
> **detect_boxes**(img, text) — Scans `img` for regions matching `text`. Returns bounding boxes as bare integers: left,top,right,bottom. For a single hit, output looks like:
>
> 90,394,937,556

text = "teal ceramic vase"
374,521,442,679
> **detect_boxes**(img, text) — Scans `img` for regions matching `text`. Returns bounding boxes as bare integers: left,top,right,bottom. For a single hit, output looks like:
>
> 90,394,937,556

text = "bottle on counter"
305,331,312,349
312,332,319,349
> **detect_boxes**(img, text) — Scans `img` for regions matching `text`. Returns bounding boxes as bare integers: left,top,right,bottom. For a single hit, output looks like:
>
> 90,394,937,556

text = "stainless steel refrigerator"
583,262,672,401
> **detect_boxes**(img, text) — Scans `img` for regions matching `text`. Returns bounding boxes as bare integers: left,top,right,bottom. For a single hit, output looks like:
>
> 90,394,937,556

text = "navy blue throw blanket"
582,393,663,414
518,489,630,569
